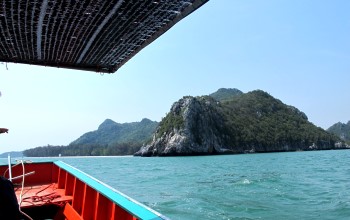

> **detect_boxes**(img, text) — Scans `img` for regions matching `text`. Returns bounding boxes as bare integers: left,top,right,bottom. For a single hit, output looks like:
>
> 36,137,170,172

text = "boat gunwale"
53,160,169,220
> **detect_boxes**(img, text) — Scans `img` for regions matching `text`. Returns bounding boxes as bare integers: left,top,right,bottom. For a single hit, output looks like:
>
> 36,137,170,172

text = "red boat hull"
0,161,166,220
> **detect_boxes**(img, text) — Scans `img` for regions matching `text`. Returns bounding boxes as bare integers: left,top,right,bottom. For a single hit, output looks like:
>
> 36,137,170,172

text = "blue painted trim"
54,160,167,220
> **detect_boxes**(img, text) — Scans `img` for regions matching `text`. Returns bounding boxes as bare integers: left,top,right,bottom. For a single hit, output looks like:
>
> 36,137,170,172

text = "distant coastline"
8,88,350,158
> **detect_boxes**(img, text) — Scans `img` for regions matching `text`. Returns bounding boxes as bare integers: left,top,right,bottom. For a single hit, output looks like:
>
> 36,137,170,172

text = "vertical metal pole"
8,154,12,181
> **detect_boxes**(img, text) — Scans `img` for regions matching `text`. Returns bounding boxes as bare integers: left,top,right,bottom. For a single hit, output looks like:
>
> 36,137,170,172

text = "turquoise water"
2,150,350,219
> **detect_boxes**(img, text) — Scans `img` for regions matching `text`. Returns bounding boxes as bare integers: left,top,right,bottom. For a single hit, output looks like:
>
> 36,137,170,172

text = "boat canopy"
0,0,208,73
0,128,8,134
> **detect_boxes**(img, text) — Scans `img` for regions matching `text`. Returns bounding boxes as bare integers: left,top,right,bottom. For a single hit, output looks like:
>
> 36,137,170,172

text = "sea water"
2,150,350,219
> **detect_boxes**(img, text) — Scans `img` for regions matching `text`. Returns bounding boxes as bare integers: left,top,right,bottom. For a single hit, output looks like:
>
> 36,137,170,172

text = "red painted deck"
15,183,72,208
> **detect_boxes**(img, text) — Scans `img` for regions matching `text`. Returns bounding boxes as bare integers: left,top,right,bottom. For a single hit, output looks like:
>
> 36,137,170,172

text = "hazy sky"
1,0,349,153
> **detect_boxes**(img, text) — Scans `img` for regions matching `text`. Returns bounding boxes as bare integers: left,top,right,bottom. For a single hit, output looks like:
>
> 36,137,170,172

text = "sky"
1,0,349,153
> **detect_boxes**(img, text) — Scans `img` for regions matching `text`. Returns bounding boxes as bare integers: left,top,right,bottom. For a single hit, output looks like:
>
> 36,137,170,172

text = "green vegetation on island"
221,90,339,152
23,118,158,157
23,142,142,157
209,88,243,102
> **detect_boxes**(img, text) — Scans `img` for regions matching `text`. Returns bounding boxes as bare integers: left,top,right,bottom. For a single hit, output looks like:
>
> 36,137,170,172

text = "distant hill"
136,89,347,156
0,151,23,158
70,118,158,146
327,121,350,143
23,118,158,157
209,88,243,102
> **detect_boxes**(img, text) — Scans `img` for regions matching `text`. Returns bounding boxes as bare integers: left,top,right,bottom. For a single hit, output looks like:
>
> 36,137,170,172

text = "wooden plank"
57,169,66,189
95,193,115,220
52,163,59,183
65,173,75,196
72,179,85,215
114,204,135,220
82,185,97,220
16,184,72,208
11,162,53,186
62,203,83,220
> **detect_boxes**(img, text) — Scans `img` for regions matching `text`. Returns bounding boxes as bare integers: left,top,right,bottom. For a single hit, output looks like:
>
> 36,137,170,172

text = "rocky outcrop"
327,121,350,142
135,96,231,156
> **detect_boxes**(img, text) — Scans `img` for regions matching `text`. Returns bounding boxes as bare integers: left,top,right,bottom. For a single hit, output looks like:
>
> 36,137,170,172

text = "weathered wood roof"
0,0,208,73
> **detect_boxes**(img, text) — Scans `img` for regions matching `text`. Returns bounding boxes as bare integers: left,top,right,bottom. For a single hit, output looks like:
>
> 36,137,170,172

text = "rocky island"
135,89,348,156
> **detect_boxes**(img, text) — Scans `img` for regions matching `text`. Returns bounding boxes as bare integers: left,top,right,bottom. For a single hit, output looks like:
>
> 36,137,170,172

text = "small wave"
242,179,251,184
231,178,253,185
196,181,214,184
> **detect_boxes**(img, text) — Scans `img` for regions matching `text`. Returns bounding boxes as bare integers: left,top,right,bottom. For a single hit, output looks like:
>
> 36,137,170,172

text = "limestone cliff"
135,96,230,156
